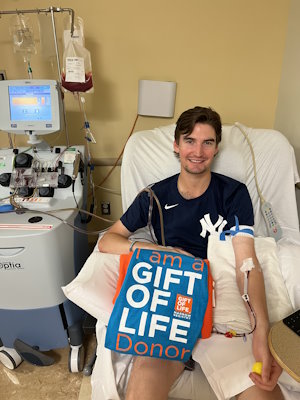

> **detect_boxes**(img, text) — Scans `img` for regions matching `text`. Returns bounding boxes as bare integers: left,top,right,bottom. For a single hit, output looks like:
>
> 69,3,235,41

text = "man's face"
173,123,218,175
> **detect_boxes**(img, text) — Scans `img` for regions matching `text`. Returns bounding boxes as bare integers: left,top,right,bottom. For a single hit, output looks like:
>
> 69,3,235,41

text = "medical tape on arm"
240,258,255,302
239,258,257,336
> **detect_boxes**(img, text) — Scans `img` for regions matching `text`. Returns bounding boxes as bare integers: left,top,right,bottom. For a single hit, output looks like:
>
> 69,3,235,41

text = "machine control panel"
0,146,85,210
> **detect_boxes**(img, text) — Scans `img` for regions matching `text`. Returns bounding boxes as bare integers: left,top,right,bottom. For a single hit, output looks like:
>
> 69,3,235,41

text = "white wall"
274,0,300,226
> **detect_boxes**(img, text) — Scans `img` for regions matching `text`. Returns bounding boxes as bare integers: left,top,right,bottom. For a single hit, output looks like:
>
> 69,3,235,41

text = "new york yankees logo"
199,214,227,238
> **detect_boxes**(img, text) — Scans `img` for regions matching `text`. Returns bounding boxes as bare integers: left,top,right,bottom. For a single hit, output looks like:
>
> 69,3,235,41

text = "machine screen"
8,85,52,122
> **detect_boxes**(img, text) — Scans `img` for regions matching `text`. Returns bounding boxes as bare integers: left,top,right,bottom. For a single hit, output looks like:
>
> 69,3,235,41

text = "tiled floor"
0,335,96,400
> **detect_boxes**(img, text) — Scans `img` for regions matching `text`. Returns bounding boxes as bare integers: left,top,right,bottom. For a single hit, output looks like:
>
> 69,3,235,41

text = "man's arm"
98,220,163,254
232,236,282,391
99,220,192,255
98,220,133,254
232,236,269,333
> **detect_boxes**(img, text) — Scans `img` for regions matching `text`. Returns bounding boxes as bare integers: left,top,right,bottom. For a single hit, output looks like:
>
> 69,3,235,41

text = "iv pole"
0,6,75,146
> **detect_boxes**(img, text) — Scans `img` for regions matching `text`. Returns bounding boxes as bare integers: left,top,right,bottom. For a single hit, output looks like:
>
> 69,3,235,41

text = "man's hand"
250,328,282,390
249,358,282,391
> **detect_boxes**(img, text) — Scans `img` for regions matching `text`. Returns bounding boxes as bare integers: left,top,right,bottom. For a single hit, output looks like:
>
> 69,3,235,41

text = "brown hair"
174,106,222,144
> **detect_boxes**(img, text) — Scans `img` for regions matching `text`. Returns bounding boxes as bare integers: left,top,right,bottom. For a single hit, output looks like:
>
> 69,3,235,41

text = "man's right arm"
98,220,167,255
98,220,133,254
98,220,192,256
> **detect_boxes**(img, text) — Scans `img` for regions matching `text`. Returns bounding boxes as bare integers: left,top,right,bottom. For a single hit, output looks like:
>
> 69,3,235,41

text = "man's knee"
126,357,185,400
132,356,184,376
237,384,284,400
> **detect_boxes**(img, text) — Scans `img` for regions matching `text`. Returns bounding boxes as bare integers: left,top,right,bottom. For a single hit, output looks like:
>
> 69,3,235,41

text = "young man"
99,106,283,400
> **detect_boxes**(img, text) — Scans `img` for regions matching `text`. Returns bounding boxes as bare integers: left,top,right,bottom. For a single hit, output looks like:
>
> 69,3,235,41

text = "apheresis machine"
0,79,90,372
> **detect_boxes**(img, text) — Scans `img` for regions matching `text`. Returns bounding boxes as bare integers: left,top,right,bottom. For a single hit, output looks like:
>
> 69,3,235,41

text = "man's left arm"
232,236,282,391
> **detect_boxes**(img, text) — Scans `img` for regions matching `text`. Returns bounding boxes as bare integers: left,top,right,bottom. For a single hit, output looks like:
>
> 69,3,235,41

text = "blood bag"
61,40,94,93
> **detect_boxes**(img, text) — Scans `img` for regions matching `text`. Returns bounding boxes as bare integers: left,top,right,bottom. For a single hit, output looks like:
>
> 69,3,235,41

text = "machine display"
9,84,52,122
0,79,62,143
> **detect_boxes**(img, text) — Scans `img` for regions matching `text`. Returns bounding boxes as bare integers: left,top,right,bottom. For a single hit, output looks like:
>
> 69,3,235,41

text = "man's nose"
194,144,203,156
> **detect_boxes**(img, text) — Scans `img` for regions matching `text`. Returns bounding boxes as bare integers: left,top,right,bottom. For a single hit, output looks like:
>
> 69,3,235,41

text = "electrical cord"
71,172,94,224
72,181,80,209
93,185,121,196
233,122,265,204
231,122,283,241
94,114,139,191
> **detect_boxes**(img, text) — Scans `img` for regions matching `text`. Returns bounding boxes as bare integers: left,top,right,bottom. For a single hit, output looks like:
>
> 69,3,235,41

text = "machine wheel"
0,347,22,370
68,344,84,373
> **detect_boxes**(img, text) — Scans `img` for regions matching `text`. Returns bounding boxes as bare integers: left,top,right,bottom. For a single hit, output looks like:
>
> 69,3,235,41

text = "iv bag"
63,15,85,50
61,40,94,93
10,14,37,61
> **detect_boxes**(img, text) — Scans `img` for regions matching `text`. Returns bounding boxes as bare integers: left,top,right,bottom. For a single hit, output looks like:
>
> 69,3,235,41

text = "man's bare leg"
236,384,284,400
125,357,185,400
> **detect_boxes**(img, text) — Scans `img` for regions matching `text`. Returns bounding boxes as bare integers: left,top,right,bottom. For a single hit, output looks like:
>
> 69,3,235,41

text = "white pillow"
211,143,246,183
208,235,293,333
62,236,293,334
277,238,300,310
62,252,120,325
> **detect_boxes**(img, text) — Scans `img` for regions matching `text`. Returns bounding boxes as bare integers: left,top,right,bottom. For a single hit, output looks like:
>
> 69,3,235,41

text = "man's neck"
177,170,212,200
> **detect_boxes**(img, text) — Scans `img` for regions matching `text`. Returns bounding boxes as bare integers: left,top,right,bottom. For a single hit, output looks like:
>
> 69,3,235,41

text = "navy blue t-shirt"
121,173,254,258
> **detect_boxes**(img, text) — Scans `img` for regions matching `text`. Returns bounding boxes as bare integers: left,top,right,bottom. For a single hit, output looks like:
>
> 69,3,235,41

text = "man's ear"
214,145,219,157
173,139,179,155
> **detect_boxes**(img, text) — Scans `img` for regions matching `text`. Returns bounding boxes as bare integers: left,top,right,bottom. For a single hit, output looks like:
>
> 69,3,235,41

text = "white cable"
232,123,282,240
233,122,265,204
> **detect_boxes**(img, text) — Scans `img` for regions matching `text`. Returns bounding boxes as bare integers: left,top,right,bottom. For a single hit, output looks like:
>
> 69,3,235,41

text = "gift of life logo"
174,294,193,320
175,294,192,313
